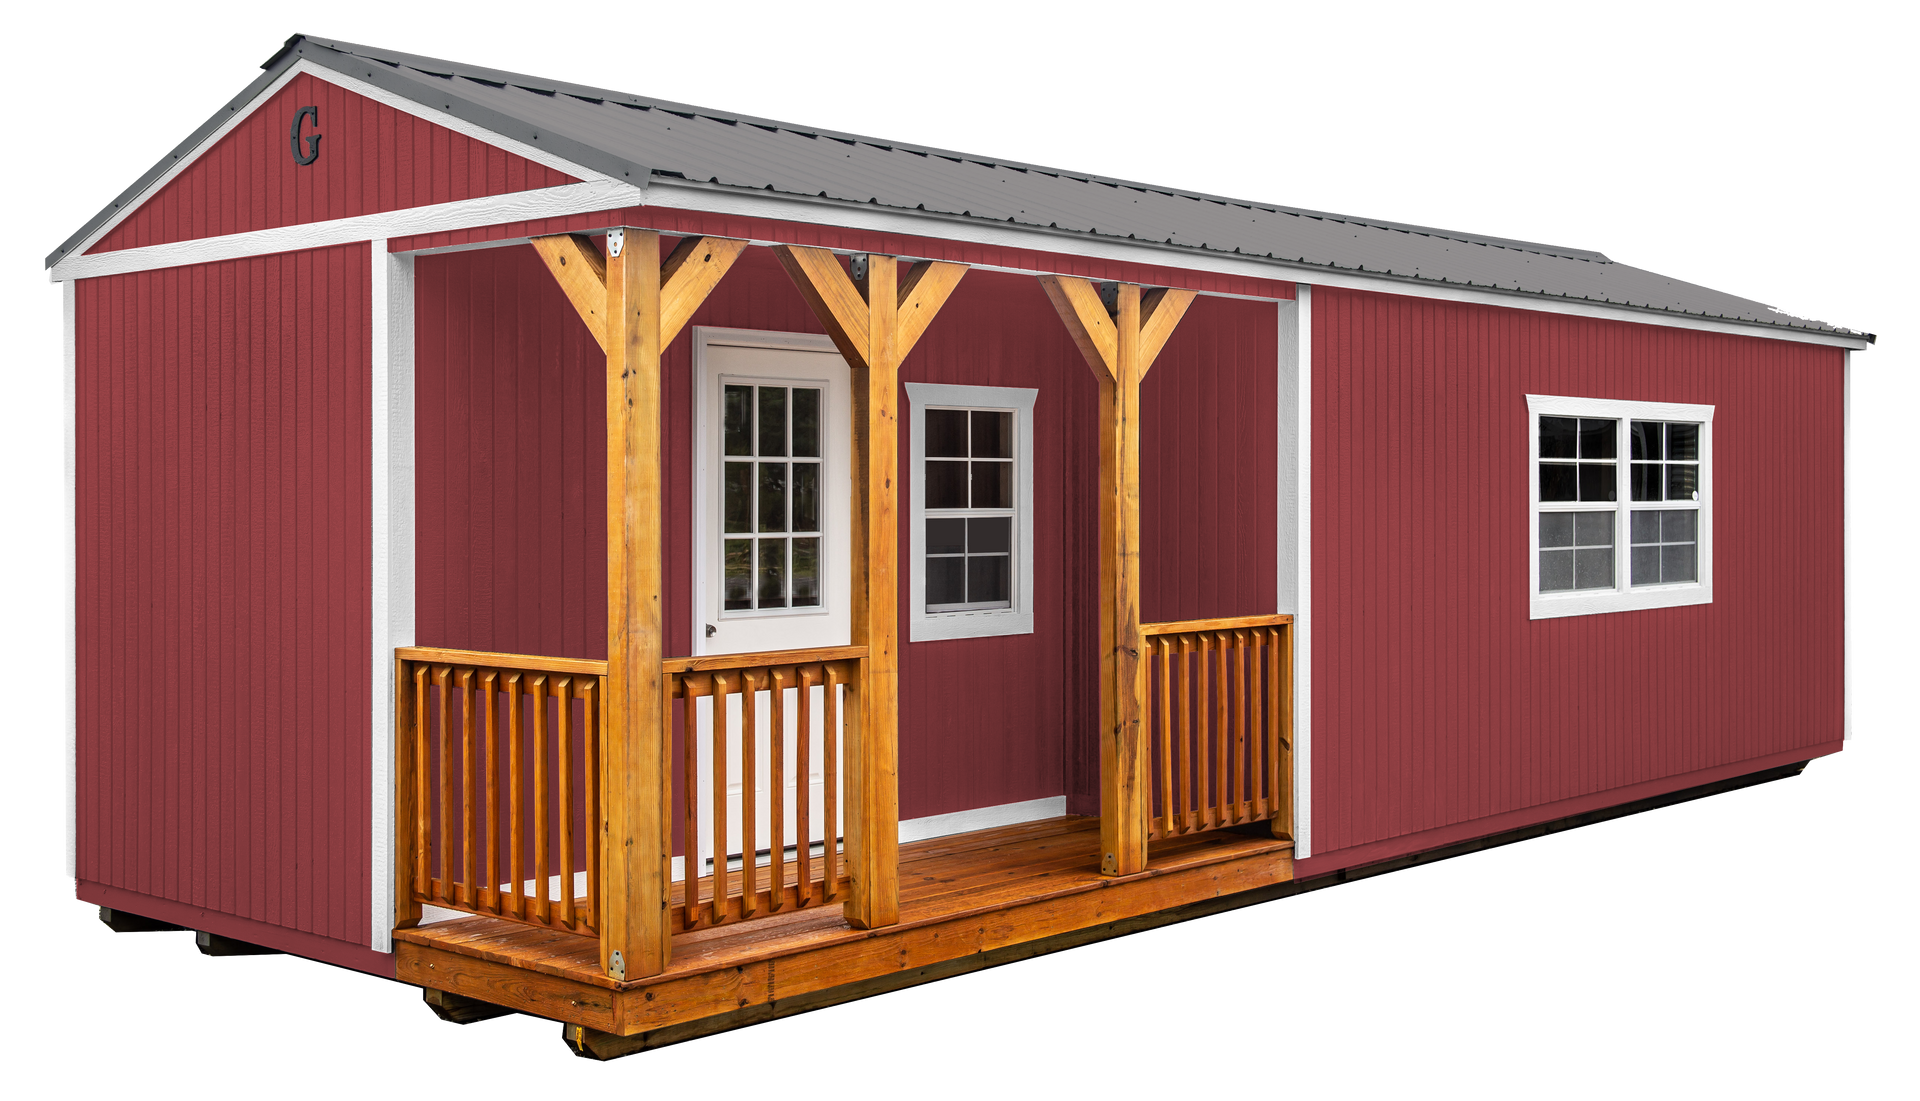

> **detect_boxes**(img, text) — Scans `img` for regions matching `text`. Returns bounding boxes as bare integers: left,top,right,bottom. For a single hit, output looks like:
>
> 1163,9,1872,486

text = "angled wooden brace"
1037,275,1196,878
528,228,744,982
771,245,968,931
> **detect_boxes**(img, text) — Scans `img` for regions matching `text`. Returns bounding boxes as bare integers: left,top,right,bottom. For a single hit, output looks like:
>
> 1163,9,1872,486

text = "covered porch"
389,226,1297,1048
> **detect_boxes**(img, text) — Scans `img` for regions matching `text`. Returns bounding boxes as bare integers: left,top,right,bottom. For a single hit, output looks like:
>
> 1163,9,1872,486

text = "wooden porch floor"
395,815,1293,1042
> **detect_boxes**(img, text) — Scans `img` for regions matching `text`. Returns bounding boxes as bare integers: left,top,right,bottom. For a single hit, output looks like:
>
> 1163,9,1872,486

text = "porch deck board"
395,814,1293,1033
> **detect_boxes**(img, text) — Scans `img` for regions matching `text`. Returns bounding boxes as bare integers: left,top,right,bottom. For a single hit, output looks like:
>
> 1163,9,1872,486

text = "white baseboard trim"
898,795,1067,844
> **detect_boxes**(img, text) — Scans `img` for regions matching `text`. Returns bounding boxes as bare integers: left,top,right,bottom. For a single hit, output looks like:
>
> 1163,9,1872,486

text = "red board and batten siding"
1297,286,1844,877
73,244,386,974
415,243,1279,823
87,71,575,254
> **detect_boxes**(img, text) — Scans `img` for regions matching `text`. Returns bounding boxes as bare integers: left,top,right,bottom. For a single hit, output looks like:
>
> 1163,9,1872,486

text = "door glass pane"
757,539,787,608
1666,423,1699,462
757,387,787,458
724,462,752,534
791,463,819,533
791,538,819,607
792,388,821,458
926,409,968,458
758,462,788,532
724,386,753,457
724,540,753,610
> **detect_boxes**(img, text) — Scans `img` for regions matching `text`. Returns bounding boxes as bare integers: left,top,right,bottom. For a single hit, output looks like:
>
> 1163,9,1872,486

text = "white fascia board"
644,180,1869,351
64,279,78,879
46,57,614,278
50,179,642,282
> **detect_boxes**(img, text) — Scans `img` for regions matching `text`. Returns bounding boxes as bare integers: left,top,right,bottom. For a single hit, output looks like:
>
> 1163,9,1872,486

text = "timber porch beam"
1039,276,1196,877
772,246,968,929
530,228,744,981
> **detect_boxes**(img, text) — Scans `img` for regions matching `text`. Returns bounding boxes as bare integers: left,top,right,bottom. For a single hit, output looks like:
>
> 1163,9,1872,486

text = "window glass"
925,407,1017,613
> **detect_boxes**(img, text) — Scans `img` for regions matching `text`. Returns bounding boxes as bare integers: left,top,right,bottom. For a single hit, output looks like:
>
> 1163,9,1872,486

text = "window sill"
910,609,1035,642
1530,582,1713,620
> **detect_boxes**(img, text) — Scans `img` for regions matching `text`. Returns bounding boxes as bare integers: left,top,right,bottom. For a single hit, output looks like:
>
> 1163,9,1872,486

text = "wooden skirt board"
394,816,1294,1035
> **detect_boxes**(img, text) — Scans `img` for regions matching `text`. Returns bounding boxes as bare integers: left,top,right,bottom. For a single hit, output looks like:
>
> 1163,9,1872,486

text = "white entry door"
691,328,851,878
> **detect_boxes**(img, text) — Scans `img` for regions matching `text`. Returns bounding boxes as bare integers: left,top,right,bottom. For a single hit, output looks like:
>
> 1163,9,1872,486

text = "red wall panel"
90,72,575,254
1304,286,1845,870
415,244,1280,821
73,245,374,965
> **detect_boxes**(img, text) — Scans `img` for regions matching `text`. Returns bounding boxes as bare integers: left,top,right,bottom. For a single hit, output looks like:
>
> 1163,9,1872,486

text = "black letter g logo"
289,106,321,166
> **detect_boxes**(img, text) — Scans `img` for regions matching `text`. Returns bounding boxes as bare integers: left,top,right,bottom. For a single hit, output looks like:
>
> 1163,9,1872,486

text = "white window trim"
1527,394,1715,619
905,382,1037,641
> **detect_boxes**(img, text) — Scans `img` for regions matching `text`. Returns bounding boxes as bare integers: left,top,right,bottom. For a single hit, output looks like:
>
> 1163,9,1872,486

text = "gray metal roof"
51,34,1873,344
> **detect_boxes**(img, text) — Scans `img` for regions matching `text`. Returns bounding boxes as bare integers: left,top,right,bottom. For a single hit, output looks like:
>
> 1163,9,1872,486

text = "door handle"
705,623,717,638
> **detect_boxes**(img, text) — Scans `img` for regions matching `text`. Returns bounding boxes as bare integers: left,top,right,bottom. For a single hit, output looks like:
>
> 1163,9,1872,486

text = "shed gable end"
88,70,578,255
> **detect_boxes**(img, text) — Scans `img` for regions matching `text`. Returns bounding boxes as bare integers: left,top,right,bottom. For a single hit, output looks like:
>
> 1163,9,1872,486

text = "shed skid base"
196,930,280,957
424,988,515,1024
98,907,183,933
397,816,1294,1039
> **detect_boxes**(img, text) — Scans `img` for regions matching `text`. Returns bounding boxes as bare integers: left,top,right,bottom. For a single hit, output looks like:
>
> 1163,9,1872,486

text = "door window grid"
924,407,1014,612
722,382,823,613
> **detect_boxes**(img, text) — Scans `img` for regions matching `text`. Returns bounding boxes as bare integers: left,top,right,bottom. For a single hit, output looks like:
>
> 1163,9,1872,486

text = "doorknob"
705,623,717,638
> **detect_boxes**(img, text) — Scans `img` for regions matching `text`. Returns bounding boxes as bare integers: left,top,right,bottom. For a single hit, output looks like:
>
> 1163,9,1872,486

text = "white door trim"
1287,286,1313,859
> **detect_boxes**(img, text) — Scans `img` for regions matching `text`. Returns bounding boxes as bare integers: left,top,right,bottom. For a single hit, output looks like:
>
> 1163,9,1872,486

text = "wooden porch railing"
664,645,865,932
395,647,606,938
1141,615,1293,841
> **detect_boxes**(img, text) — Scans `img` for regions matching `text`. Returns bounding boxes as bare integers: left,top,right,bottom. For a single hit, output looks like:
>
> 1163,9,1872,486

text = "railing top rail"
1142,614,1293,637
395,646,610,677
661,644,869,675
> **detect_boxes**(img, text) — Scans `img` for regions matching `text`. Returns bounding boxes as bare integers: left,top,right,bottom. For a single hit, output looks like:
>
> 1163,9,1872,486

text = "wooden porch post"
531,229,745,979
1039,278,1195,876
772,247,968,929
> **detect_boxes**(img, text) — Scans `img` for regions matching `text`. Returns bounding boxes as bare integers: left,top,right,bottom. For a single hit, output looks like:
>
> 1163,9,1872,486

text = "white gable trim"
50,179,641,282
55,57,618,272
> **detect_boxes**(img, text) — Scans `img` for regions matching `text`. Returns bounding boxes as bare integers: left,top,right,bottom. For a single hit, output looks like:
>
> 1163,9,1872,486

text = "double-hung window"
1527,395,1714,618
905,382,1037,641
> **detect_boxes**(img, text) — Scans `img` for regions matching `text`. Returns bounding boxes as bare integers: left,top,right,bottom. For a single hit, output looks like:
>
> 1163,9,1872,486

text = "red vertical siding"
1304,286,1845,870
88,72,576,255
415,245,1279,822
73,245,374,964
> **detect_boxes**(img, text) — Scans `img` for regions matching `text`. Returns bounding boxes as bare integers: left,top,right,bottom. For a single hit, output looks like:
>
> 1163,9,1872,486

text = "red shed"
52,34,1870,1055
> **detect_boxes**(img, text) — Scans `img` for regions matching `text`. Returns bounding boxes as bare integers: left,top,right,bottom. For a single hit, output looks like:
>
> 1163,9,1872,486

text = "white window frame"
1527,394,1715,619
905,382,1037,641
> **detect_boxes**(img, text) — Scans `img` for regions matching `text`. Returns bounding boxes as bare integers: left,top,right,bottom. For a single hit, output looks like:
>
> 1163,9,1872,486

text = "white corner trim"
56,58,620,270
51,179,643,283
898,796,1066,844
1526,394,1716,621
643,179,1867,351
903,382,1038,642
64,279,78,880
1843,349,1853,741
1292,286,1312,860
369,246,416,954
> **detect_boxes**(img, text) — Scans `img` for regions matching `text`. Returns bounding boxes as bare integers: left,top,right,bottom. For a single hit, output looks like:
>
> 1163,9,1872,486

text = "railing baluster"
740,670,759,920
483,671,500,915
710,672,730,927
412,664,430,904
585,676,601,934
531,674,549,927
507,673,524,920
768,668,787,911
1155,640,1171,839
435,666,452,905
1226,636,1241,825
460,668,476,907
824,663,841,901
679,676,699,932
1176,637,1192,835
556,675,574,931
1279,624,1294,840
796,667,814,899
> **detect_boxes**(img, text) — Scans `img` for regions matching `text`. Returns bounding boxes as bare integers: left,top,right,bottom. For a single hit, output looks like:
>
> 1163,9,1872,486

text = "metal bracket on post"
1097,281,1120,316
607,228,625,258
848,253,869,282
608,949,626,981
